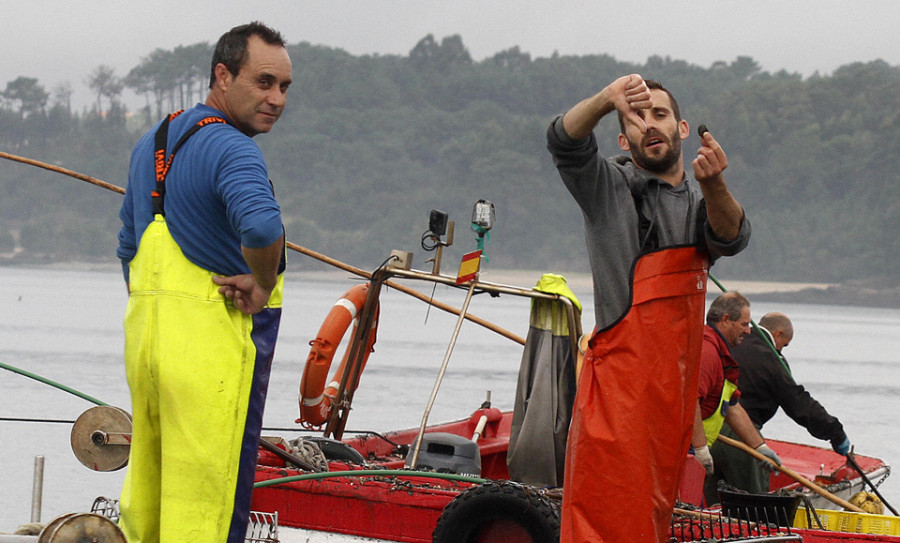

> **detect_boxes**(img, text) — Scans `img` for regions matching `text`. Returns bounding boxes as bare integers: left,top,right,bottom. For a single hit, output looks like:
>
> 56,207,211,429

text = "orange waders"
561,246,708,543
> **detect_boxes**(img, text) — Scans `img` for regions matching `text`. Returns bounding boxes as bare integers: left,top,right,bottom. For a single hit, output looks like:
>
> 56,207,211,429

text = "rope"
253,469,487,489
0,416,76,424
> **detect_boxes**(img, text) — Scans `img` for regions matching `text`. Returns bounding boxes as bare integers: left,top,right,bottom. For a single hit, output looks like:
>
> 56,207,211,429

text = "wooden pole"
286,241,525,345
717,434,865,513
0,151,527,345
0,151,125,195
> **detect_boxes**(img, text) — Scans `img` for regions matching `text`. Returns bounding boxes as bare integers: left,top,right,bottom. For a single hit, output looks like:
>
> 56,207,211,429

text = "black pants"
704,422,770,505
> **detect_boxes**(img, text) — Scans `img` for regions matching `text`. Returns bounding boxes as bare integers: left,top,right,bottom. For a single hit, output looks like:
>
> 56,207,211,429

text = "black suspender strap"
151,111,228,216
629,177,658,254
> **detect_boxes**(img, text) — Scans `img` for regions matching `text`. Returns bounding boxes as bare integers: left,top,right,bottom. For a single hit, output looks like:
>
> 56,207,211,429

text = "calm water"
1,266,899,530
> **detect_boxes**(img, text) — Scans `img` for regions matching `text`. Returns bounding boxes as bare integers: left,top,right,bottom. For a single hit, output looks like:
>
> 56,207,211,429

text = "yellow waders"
119,215,283,543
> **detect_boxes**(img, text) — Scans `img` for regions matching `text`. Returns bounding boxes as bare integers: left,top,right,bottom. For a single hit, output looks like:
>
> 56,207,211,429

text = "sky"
1,0,899,110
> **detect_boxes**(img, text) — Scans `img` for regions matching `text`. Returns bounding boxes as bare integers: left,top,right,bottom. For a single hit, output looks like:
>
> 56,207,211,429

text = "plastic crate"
794,507,900,536
719,488,801,528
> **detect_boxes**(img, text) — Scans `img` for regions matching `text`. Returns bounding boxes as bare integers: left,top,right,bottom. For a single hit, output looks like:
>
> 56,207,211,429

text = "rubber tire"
432,481,560,543
304,436,367,464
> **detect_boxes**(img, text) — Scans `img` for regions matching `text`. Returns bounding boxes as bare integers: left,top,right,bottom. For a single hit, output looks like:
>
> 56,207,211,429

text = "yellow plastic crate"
794,507,900,536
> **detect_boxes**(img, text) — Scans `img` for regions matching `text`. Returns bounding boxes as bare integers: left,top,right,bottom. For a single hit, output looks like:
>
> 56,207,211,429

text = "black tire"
432,481,560,543
303,436,366,464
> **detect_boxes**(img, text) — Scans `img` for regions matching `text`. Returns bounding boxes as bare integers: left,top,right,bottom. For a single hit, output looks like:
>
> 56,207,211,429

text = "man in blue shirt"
116,21,292,543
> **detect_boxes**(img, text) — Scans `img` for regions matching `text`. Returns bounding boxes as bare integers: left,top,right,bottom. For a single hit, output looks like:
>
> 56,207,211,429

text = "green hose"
254,469,487,489
0,361,107,406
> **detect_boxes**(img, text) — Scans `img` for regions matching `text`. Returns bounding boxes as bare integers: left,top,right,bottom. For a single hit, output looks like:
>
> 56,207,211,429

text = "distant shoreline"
2,261,897,309
479,270,900,309
287,267,900,309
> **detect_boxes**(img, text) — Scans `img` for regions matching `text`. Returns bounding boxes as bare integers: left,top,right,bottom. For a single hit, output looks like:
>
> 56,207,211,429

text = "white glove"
756,443,782,471
694,445,714,474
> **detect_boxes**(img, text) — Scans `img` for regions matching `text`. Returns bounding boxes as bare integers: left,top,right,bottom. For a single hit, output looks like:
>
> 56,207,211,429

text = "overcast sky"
2,0,898,110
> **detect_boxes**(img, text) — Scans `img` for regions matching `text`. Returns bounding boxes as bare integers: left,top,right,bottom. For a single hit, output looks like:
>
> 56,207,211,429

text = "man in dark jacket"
735,312,850,451
711,311,851,496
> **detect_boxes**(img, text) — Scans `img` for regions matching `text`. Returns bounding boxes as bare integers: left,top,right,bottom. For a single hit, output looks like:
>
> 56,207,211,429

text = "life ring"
432,481,560,543
298,283,378,427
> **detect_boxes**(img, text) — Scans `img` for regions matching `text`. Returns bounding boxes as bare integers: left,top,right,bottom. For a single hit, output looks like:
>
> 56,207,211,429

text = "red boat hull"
252,409,893,542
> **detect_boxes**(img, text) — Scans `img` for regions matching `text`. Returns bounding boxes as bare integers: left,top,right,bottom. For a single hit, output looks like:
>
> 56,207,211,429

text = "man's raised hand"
692,129,728,183
615,74,652,133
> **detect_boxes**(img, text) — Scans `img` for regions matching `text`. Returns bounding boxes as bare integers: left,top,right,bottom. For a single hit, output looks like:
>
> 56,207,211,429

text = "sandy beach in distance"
472,270,897,308
16,261,894,307
475,270,837,296
297,267,835,296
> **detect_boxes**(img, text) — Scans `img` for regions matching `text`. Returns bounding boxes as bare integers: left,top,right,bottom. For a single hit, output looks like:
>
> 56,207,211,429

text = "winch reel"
70,405,132,472
36,512,126,543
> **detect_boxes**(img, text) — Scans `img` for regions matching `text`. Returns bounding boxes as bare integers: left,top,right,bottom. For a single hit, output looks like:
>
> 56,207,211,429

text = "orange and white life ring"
298,283,378,427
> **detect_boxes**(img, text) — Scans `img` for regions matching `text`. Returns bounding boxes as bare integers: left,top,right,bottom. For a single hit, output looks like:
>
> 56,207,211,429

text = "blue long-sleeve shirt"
118,104,283,281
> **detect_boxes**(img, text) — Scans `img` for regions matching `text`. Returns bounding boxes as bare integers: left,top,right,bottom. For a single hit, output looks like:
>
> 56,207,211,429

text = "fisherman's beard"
628,128,682,174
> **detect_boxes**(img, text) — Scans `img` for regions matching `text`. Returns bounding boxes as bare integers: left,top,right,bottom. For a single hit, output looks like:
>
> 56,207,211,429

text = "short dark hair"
617,79,681,133
706,292,749,325
209,21,287,89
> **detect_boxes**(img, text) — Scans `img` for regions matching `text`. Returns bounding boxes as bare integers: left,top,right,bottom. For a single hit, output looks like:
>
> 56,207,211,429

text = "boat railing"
320,259,583,441
385,265,583,356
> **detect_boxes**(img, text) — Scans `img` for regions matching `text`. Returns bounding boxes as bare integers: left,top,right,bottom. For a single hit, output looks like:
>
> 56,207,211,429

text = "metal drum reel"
70,406,132,472
37,512,126,543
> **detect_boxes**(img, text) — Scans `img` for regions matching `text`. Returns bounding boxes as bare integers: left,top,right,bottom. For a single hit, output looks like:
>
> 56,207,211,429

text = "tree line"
1,35,898,291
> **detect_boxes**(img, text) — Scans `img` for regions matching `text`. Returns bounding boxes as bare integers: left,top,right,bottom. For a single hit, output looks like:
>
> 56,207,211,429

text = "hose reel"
70,406,132,472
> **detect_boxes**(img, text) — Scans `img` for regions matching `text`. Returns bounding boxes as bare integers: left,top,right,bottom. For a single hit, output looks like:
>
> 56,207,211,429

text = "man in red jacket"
692,292,781,505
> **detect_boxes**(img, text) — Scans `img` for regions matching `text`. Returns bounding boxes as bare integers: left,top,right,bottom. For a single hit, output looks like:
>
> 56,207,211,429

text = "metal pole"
30,456,44,523
409,273,479,468
846,452,900,516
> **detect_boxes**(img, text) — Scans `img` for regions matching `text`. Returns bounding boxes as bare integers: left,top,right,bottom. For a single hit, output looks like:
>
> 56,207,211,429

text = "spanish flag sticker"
456,250,482,285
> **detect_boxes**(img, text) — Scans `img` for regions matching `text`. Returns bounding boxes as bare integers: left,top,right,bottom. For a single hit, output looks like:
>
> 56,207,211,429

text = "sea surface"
1,265,899,531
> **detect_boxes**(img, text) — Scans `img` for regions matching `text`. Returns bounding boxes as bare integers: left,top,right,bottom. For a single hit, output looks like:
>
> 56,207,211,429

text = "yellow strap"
702,379,738,447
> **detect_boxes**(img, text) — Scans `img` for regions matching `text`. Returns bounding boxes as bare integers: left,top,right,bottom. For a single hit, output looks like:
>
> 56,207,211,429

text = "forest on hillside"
1,35,898,295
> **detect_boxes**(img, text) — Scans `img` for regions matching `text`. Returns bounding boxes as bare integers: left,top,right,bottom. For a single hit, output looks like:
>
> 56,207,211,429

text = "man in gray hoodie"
548,74,751,543
547,74,750,329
